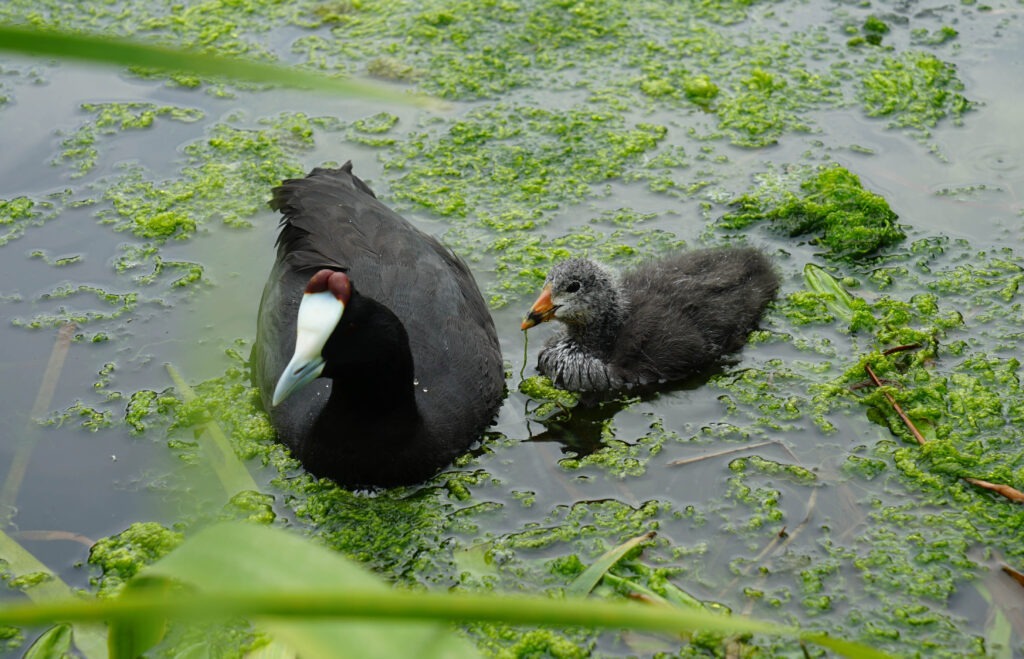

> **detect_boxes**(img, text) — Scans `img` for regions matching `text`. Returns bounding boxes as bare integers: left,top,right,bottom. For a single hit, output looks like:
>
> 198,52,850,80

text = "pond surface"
2,0,1024,656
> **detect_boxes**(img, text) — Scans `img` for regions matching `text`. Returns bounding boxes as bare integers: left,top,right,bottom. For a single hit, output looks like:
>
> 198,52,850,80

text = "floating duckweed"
28,251,82,267
365,56,422,82
348,111,401,147
859,51,973,137
44,401,113,431
385,103,668,219
0,626,21,653
88,522,183,598
99,113,316,240
224,490,277,524
519,375,581,407
55,102,204,178
721,164,905,259
683,74,719,106
855,16,891,46
12,285,138,330
843,454,889,480
715,68,813,147
732,455,817,486
125,390,161,434
911,26,959,46
0,195,58,247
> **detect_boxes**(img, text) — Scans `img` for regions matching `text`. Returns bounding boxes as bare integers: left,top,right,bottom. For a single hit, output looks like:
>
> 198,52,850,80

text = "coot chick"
251,163,505,488
521,247,779,392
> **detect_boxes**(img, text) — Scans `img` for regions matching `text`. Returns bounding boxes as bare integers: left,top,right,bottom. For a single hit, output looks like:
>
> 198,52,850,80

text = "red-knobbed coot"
521,248,779,392
251,163,505,488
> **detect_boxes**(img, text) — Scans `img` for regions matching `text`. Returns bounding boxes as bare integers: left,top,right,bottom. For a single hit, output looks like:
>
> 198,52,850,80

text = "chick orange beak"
521,284,557,330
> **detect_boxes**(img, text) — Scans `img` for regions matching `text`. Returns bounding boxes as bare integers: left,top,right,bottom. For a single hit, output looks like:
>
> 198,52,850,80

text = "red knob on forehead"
305,269,352,304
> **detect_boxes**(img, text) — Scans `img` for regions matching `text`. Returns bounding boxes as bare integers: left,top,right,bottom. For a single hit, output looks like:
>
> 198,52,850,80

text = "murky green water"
2,1,1024,656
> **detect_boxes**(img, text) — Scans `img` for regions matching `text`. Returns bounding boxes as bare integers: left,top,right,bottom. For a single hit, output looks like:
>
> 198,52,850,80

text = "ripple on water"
965,142,1023,176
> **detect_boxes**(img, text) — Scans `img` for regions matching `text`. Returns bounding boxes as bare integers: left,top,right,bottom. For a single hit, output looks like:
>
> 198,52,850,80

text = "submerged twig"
668,440,775,467
14,530,95,548
882,343,922,356
964,478,1024,503
1001,565,1024,589
1,323,76,524
865,357,1024,505
864,363,927,446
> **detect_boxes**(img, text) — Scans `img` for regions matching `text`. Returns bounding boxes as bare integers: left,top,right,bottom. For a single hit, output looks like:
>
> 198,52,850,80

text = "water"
2,2,1024,656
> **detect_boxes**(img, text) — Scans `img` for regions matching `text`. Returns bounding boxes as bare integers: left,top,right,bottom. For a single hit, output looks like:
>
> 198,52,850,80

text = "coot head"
272,269,352,406
521,258,625,330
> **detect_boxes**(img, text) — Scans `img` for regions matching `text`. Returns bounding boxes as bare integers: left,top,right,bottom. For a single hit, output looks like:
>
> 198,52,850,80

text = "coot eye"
565,281,581,293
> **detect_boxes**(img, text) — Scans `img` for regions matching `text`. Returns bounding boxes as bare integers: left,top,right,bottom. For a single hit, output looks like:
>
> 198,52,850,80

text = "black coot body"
252,163,505,488
521,247,779,392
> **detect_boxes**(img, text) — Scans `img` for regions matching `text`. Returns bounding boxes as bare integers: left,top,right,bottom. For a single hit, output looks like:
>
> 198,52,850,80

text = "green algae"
12,284,138,331
385,103,669,218
720,164,905,260
699,237,1024,654
27,250,82,267
859,51,973,138
88,522,183,599
0,627,21,654
559,419,673,480
98,113,314,240
55,103,204,178
0,194,62,247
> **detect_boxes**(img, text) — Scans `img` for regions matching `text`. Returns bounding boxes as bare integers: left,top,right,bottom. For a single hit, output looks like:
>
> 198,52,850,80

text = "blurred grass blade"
166,364,260,496
108,579,172,659
1,323,75,522
0,523,895,658
804,263,857,322
22,623,72,659
568,531,656,598
0,24,438,108
0,529,107,659
601,573,673,606
141,522,481,659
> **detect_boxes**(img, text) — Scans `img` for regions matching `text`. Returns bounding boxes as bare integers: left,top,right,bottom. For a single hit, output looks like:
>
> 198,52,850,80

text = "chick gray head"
522,258,626,348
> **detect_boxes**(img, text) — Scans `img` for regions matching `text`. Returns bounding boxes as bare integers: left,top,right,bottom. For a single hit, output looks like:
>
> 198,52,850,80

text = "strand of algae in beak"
165,364,259,496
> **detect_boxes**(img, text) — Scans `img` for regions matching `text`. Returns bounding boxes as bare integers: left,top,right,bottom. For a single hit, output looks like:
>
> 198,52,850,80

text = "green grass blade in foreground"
144,521,482,659
22,623,72,658
0,24,439,109
0,523,892,658
0,528,107,659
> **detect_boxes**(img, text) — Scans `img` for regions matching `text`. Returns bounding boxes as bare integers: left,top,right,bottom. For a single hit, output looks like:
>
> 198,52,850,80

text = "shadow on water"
524,362,732,457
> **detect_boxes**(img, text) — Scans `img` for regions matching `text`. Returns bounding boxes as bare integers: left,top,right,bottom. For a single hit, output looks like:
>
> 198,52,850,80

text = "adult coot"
251,163,505,488
521,247,779,392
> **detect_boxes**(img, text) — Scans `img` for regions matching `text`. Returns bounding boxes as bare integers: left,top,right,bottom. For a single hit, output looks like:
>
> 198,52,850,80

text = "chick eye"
565,281,581,293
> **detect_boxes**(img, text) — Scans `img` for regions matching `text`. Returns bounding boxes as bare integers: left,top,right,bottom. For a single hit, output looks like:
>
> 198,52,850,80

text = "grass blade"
0,529,107,659
803,263,857,322
165,364,260,496
0,24,439,108
568,531,657,598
